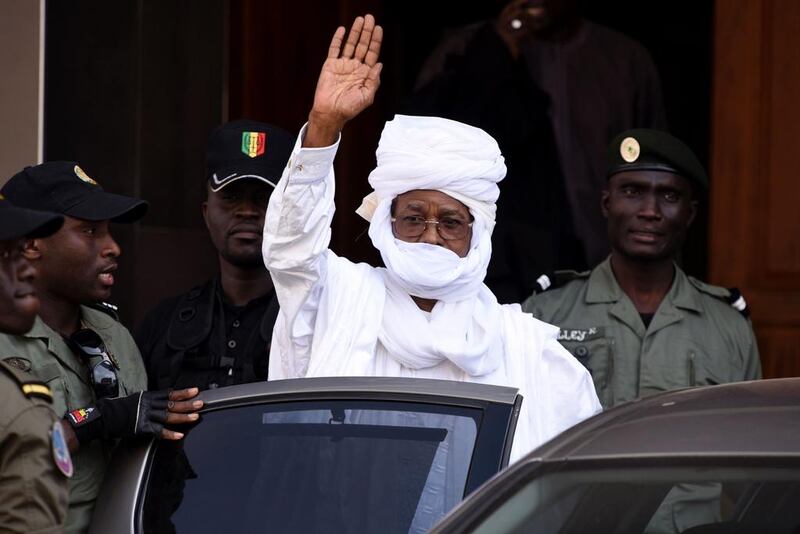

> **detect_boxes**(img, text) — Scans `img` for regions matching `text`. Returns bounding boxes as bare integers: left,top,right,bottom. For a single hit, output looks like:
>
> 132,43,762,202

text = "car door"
90,376,522,534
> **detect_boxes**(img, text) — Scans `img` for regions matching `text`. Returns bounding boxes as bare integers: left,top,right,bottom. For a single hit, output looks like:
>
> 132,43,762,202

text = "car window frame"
430,455,800,534
88,377,522,534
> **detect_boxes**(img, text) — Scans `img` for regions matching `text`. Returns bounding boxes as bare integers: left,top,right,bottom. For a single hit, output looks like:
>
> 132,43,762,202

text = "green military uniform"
0,360,70,533
523,258,761,533
0,305,147,534
523,258,761,409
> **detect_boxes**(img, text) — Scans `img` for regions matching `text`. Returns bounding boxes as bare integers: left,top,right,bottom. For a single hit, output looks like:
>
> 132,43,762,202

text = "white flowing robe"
263,126,601,463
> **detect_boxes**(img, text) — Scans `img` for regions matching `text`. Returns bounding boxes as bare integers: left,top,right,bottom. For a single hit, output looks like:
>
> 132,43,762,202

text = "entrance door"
710,0,800,378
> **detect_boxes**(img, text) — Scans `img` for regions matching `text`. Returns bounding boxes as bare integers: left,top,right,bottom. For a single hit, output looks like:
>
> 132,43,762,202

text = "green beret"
606,129,708,189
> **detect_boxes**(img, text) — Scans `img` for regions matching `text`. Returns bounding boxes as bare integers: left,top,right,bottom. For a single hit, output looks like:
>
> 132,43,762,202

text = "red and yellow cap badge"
241,131,266,158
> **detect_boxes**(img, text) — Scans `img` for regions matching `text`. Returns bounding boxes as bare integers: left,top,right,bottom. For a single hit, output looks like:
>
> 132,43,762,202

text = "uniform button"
228,340,237,349
232,320,241,328
575,346,589,358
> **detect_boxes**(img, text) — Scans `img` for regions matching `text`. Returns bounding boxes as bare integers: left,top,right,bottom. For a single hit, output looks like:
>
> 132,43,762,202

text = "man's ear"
22,239,41,260
601,190,611,218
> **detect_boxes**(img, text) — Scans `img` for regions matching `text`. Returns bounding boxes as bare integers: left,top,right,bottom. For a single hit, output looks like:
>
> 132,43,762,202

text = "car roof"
528,378,800,460
430,379,800,534
199,376,520,406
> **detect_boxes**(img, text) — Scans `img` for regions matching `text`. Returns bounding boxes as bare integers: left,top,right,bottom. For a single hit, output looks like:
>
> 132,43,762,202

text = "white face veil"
356,115,507,302
356,115,509,377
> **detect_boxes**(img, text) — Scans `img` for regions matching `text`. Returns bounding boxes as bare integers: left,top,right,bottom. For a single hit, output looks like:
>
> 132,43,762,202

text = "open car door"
90,376,522,534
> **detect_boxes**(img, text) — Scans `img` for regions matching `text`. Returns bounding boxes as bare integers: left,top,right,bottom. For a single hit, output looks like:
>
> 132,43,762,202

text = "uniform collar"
23,315,52,339
585,257,704,338
216,278,274,313
80,305,116,331
23,304,115,340
585,257,702,311
664,266,703,314
585,257,624,304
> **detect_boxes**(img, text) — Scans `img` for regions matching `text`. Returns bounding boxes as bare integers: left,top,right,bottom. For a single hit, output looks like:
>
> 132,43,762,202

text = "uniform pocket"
35,362,68,415
686,342,730,386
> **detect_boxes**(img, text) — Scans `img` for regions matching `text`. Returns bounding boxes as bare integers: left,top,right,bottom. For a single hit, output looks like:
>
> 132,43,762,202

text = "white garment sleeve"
499,307,602,462
508,334,601,462
262,123,340,378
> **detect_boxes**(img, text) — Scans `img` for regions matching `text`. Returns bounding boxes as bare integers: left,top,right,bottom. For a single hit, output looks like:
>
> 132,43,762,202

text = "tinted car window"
471,465,800,534
142,400,480,534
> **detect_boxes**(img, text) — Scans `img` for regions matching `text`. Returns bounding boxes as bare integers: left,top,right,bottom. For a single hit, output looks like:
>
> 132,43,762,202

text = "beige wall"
0,0,42,183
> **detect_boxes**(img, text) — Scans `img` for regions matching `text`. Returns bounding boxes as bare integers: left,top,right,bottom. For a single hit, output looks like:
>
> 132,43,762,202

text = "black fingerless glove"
65,390,170,444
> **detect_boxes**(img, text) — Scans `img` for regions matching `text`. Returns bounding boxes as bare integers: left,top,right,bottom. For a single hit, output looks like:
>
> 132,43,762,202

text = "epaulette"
688,277,750,318
531,269,590,294
87,301,120,321
0,360,53,402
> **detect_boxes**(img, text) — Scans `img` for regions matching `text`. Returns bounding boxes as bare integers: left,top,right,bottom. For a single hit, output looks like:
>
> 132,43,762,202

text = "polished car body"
431,378,800,534
89,376,522,534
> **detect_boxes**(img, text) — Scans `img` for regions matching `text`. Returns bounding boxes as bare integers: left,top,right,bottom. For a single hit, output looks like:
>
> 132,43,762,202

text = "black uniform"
136,277,278,390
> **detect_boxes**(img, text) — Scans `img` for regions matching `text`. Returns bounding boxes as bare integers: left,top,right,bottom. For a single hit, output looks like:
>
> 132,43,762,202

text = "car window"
141,400,480,534
471,465,800,534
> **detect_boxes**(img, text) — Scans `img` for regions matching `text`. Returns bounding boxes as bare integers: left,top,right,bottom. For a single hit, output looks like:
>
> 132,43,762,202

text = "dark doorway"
43,0,713,327
381,0,713,278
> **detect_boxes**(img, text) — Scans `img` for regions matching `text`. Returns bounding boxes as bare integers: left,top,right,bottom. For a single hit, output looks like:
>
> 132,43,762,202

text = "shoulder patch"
87,301,120,321
0,360,53,402
532,269,590,294
688,277,750,318
51,421,74,478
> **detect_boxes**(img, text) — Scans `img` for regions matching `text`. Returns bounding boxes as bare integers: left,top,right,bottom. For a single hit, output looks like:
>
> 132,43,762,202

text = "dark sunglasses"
66,328,119,399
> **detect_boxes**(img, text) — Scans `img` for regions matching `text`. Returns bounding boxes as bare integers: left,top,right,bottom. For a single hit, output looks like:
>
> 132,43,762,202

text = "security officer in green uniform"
0,162,204,534
0,196,70,533
523,129,761,533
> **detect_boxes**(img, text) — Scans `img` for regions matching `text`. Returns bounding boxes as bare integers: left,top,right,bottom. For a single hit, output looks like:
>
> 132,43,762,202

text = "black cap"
607,129,708,189
1,162,148,223
206,119,294,192
0,196,63,241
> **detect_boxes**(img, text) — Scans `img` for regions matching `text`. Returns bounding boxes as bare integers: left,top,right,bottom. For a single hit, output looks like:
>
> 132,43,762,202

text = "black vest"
150,278,279,390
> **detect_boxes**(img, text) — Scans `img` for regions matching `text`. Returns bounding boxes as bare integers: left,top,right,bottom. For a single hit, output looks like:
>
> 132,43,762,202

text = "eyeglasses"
391,215,473,241
66,328,119,399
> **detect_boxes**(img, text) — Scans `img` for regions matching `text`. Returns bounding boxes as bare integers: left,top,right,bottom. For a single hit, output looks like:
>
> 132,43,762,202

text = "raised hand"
305,14,383,147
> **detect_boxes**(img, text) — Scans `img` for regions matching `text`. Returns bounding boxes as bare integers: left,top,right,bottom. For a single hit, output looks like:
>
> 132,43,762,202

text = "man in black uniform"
137,120,294,389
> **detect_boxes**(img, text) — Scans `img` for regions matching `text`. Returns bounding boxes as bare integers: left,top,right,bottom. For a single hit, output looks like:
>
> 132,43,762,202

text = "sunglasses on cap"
66,328,120,399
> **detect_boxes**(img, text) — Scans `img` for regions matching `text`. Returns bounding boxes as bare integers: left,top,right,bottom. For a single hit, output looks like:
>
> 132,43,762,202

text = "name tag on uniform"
557,327,604,342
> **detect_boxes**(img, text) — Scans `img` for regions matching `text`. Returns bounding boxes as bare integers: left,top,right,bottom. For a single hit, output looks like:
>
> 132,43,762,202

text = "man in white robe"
263,14,600,463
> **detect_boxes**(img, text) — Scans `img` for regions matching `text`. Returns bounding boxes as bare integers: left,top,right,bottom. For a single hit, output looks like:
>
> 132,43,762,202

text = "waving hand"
305,14,383,147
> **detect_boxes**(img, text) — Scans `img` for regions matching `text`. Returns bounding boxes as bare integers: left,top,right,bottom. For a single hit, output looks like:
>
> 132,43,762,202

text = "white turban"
359,115,506,304
356,115,506,229
359,115,508,377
